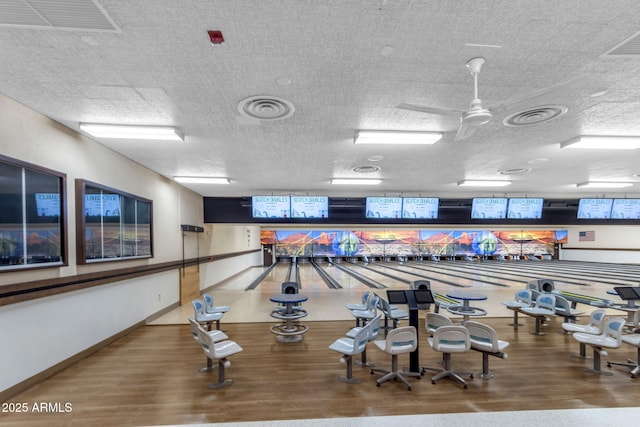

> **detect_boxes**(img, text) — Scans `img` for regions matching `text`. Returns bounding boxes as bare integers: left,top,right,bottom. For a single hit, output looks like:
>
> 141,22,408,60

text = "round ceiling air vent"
498,168,532,175
352,165,381,173
237,95,295,120
503,105,568,127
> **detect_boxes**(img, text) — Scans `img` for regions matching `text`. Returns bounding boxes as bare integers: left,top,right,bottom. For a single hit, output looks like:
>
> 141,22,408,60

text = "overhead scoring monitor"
611,199,640,219
366,197,402,219
402,197,439,219
471,198,507,219
291,196,328,218
507,198,543,219
577,198,613,219
251,195,291,218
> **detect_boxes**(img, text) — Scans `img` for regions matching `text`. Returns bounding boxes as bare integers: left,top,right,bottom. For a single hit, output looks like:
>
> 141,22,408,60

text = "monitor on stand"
413,289,434,305
386,290,408,305
614,286,640,308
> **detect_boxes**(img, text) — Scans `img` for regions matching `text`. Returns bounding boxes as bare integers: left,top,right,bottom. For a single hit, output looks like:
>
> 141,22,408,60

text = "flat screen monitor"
291,196,328,218
471,198,507,219
611,199,640,219
252,196,291,218
413,289,434,304
35,193,61,217
402,197,439,219
507,198,543,219
84,194,121,216
386,290,408,305
577,198,613,219
366,197,402,219
613,286,639,300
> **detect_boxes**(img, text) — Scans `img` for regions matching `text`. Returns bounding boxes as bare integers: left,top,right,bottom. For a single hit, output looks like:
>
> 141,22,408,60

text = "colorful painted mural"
260,229,568,258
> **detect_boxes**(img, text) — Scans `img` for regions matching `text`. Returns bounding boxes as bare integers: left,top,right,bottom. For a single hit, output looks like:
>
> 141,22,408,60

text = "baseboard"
145,301,180,323
202,265,261,292
0,320,144,403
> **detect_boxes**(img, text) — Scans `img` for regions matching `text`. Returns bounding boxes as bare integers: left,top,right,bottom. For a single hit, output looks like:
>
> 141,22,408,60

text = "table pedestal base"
269,322,309,342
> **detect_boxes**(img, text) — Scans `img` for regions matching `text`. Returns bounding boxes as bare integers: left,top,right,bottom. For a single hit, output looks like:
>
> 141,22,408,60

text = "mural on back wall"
260,229,568,258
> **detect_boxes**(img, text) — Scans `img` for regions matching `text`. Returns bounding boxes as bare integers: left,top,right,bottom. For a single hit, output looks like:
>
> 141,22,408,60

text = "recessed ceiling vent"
0,0,119,31
237,95,295,121
503,105,567,127
498,168,531,175
352,165,381,173
603,31,640,56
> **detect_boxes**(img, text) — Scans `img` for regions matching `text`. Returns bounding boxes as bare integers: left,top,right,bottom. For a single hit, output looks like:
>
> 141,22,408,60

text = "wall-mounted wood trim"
0,249,260,307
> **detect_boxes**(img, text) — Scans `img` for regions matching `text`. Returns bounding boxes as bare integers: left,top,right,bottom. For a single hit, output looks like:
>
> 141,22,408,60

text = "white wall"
0,94,255,393
564,225,640,249
0,271,178,391
199,224,263,289
561,249,640,263
561,225,640,263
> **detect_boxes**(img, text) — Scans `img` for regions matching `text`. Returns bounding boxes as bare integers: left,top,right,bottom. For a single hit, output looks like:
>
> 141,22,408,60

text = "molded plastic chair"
351,295,380,327
607,309,640,378
328,324,370,383
345,314,382,367
377,297,409,332
192,298,224,331
562,309,606,358
521,293,556,335
188,317,229,372
501,289,534,327
425,313,453,366
370,326,420,390
195,323,243,388
425,312,453,336
572,317,626,375
203,293,230,314
554,295,584,323
422,325,473,388
346,291,372,311
465,321,509,379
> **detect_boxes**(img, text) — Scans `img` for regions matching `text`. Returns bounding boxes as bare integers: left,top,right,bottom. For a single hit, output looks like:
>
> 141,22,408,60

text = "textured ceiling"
2,0,640,199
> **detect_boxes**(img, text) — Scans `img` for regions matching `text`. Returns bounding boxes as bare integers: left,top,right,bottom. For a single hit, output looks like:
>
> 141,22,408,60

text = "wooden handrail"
0,249,260,306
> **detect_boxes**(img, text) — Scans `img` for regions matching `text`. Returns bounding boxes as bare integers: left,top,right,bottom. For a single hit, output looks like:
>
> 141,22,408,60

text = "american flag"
578,231,595,241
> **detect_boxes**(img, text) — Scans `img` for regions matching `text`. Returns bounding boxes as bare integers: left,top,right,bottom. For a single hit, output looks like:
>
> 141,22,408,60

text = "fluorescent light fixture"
174,176,230,184
457,180,512,187
576,181,633,188
80,123,184,141
331,178,382,185
561,135,640,150
354,130,442,145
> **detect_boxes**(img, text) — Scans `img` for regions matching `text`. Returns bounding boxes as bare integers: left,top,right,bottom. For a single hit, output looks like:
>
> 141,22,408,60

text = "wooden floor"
3,316,639,426
4,260,640,426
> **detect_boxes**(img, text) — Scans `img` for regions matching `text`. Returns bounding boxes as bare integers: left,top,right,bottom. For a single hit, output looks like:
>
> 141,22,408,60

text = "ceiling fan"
397,56,589,141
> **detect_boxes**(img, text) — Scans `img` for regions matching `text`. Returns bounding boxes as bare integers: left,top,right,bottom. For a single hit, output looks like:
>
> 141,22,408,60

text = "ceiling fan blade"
491,75,590,115
454,120,484,141
396,103,463,116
